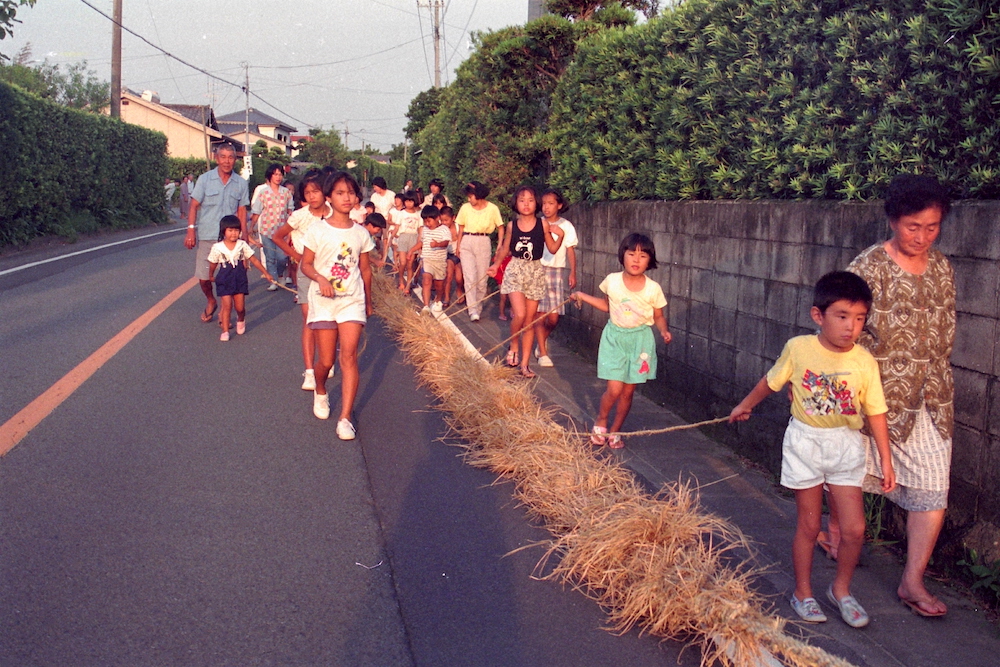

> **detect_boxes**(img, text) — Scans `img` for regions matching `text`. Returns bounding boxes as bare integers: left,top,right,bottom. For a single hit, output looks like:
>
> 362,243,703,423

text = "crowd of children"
196,170,917,630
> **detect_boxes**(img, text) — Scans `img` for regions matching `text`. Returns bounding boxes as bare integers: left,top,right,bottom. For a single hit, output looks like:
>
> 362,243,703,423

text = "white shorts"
780,418,865,490
307,288,367,325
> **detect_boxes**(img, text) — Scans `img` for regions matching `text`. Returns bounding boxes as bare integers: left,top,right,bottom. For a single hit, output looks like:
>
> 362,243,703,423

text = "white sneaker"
336,418,356,440
267,283,279,291
538,355,554,367
313,391,330,419
301,369,316,391
431,301,443,312
283,276,293,285
470,313,480,322
421,305,431,314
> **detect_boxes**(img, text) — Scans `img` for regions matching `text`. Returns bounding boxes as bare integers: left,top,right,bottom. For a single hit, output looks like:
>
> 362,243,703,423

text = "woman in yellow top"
454,181,505,322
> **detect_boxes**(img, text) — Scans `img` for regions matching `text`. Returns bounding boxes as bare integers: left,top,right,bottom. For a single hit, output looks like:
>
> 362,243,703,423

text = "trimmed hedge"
0,80,168,247
550,0,1000,202
347,155,406,193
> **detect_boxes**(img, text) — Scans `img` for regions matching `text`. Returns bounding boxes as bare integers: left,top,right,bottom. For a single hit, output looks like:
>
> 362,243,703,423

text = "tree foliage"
296,128,348,167
545,0,659,21
0,46,109,111
550,0,1000,201
0,0,35,50
411,11,634,209
404,87,442,139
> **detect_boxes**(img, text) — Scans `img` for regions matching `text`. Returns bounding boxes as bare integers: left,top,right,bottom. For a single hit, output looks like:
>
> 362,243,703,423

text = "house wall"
120,100,216,159
559,199,1000,555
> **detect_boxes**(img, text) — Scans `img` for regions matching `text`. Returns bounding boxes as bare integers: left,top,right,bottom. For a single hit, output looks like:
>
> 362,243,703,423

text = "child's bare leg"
507,292,527,359
455,263,465,302
596,380,626,429
608,383,636,432
499,292,509,320
821,488,842,559
793,485,825,600
300,305,315,371
421,271,432,306
444,261,455,303
827,484,865,599
313,328,338,396
336,322,364,421
433,279,445,304
288,262,298,287
535,311,558,357
219,295,233,332
519,299,540,373
398,250,408,289
234,294,246,322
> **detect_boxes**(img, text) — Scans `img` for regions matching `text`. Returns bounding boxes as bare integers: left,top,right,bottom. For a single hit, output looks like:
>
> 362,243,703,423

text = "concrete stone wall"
559,199,1000,554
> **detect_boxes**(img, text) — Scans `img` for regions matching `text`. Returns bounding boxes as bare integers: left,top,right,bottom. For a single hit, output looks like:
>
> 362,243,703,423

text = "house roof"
163,104,218,130
216,108,297,133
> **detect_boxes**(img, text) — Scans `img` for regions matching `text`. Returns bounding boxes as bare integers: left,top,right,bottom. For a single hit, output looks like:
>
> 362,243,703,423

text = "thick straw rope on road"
371,272,854,667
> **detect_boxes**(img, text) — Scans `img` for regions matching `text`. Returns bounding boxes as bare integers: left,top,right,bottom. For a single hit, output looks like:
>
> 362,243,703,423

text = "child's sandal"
590,425,608,446
505,350,519,367
607,434,624,449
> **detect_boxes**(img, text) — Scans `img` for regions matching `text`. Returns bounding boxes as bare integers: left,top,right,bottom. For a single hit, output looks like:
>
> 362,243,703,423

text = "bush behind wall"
0,80,168,247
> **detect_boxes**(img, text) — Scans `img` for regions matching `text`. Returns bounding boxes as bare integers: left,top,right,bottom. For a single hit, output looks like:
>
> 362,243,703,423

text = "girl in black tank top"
487,185,565,378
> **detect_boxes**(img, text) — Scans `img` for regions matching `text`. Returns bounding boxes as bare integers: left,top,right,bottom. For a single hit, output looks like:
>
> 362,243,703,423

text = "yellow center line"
0,277,198,457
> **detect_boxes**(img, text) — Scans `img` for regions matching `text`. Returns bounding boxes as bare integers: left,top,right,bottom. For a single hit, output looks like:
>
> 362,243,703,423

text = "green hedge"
347,155,406,193
0,80,168,246
167,156,212,182
550,0,1000,201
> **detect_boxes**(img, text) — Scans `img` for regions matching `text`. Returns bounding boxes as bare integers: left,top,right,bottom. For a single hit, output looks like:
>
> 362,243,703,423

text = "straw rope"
370,271,856,667
600,416,730,439
481,295,578,359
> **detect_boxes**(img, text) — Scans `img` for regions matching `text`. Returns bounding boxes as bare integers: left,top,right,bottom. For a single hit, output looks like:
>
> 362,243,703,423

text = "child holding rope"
489,185,564,378
300,170,375,441
572,233,670,448
534,188,578,367
728,271,895,628
207,215,273,341
440,206,464,308
415,205,451,312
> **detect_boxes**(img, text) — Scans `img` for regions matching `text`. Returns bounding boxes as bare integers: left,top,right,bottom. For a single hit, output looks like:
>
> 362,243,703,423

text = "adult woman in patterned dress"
824,174,954,617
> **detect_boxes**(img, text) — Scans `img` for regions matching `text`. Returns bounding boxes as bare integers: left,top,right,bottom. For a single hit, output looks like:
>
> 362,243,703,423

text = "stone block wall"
559,199,1000,555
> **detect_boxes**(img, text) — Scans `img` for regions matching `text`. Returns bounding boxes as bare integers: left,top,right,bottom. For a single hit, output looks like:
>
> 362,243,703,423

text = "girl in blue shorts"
572,233,671,448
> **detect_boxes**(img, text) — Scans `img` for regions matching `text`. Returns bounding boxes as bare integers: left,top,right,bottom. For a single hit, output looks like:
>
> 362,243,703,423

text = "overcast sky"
5,0,530,150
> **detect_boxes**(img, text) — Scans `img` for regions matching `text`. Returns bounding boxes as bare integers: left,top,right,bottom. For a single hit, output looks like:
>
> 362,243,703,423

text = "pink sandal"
608,435,624,449
590,425,607,446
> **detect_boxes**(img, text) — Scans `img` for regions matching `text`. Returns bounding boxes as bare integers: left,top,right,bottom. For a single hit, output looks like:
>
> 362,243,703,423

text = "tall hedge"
548,0,1000,201
0,80,168,246
348,155,406,193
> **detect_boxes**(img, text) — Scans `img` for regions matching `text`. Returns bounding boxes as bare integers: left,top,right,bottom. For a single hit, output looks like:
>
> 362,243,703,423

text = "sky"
4,0,531,151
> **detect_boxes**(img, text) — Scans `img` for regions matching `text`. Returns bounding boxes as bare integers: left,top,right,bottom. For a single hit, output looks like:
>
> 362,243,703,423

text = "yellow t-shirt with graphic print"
766,335,888,430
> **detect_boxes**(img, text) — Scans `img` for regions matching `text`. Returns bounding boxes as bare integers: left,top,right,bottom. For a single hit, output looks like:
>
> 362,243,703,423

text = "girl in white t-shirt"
572,233,672,448
272,170,332,391
300,171,375,441
534,188,578,368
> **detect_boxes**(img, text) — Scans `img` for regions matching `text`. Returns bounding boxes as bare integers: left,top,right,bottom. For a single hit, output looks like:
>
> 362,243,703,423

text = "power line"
250,37,423,70
75,0,314,128
446,0,478,69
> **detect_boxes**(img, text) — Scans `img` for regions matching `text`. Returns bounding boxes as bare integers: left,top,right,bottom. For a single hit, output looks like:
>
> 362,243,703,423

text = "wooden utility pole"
417,0,444,88
110,0,122,118
242,62,252,179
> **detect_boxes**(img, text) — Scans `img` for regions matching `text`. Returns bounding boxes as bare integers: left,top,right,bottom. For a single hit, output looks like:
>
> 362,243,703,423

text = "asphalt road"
0,230,690,666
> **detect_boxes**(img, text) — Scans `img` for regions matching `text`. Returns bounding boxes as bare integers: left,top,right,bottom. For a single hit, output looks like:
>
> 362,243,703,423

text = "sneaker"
431,301,443,312
790,594,827,623
470,313,480,322
827,586,869,628
236,321,246,335
220,331,230,342
301,369,316,391
313,391,330,420
336,418,356,440
421,305,431,314
283,276,293,285
538,354,554,367
267,283,279,291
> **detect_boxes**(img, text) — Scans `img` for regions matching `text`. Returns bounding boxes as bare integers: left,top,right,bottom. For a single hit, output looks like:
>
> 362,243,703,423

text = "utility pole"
110,0,122,118
242,62,252,180
417,0,444,88
343,121,350,151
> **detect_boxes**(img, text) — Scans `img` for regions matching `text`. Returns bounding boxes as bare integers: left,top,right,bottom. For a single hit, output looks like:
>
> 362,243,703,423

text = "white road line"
0,227,183,277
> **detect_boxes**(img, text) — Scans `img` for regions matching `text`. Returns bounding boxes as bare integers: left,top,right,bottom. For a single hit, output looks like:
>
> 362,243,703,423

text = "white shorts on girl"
780,417,865,490
307,288,367,325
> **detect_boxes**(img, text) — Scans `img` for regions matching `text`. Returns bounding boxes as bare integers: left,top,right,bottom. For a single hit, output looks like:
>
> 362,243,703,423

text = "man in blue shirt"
185,144,250,322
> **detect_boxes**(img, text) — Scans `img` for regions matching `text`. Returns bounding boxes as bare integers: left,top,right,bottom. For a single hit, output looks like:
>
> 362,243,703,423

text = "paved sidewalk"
441,296,1000,667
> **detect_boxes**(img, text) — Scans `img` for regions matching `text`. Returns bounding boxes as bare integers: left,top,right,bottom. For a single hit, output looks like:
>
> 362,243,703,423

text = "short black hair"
420,205,440,220
617,233,658,270
541,187,567,213
428,178,445,191
297,168,326,200
364,212,386,229
401,190,419,205
324,170,361,198
218,214,241,240
372,176,388,190
464,181,489,199
364,201,375,210
439,205,454,217
510,184,539,212
264,162,284,181
884,174,951,221
813,271,872,313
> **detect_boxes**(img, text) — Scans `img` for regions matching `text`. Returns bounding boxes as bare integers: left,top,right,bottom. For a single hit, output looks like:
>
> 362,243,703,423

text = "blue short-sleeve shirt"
191,168,250,242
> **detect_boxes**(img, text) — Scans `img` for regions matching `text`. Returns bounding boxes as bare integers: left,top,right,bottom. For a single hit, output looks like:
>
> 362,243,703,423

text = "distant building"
216,108,297,157
109,89,244,160
528,0,546,21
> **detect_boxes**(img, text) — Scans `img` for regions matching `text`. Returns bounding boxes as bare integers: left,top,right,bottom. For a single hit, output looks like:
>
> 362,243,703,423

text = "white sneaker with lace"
336,418,356,440
313,391,330,420
301,369,316,391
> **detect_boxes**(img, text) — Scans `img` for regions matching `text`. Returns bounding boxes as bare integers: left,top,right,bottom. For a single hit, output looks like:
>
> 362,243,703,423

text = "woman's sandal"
519,367,536,379
899,595,947,617
505,350,519,367
200,305,216,323
590,425,608,446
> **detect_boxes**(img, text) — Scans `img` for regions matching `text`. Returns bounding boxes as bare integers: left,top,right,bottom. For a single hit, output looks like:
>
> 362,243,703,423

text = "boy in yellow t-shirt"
729,271,895,629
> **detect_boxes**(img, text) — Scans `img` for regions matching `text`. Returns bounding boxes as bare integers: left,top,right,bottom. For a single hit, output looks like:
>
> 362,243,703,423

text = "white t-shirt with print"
302,221,375,323
286,204,331,254
599,272,667,328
